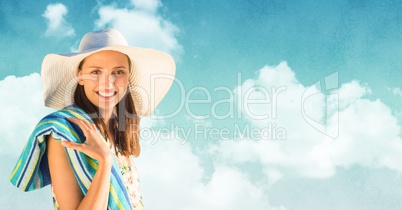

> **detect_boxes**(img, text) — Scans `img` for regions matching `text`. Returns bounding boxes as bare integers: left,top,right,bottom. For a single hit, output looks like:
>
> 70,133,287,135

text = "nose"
99,74,116,89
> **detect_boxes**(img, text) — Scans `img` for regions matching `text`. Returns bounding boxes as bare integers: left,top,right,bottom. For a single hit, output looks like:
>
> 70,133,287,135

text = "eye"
113,70,126,75
90,70,102,75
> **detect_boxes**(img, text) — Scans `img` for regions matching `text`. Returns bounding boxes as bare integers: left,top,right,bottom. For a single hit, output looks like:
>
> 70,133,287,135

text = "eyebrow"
113,66,127,69
87,66,127,69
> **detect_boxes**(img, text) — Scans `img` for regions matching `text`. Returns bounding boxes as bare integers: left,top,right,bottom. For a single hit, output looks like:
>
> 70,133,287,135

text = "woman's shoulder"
35,105,89,142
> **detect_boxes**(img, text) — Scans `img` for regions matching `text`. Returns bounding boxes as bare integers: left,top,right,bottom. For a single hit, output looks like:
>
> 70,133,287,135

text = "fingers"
63,118,108,161
67,117,94,135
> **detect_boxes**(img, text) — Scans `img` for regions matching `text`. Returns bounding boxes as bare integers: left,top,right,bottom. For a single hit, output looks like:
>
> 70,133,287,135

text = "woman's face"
78,50,130,112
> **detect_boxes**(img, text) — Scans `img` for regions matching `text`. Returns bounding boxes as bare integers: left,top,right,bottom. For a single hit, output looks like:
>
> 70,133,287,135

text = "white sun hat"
41,28,176,117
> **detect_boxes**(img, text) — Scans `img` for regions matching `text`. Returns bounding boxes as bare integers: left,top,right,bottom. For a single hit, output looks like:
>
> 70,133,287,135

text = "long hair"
74,59,141,157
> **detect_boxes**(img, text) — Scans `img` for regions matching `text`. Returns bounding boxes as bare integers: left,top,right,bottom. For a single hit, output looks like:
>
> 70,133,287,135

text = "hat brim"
41,45,176,117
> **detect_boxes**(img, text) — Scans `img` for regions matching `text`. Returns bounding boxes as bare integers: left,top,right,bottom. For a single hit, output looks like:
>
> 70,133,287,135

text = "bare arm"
47,118,114,210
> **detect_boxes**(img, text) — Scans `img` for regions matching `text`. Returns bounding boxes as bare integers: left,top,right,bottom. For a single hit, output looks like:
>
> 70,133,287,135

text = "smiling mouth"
97,91,117,99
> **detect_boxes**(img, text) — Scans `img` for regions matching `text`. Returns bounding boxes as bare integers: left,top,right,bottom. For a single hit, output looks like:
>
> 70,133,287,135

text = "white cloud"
131,0,161,13
213,62,402,182
0,74,53,157
387,87,402,97
137,134,283,210
194,166,285,210
95,0,182,58
42,3,75,37
338,80,371,109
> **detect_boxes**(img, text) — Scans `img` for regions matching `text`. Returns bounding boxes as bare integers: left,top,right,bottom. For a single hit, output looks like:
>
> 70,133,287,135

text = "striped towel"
9,105,132,210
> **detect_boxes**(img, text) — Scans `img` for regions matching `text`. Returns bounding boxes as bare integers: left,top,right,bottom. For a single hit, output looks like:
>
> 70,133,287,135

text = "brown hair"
74,57,141,157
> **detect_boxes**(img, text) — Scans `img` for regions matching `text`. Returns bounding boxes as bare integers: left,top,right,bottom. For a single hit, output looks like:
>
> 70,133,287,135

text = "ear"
77,71,84,85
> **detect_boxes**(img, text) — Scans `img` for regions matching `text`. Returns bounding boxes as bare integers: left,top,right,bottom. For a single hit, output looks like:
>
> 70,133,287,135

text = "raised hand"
62,117,113,166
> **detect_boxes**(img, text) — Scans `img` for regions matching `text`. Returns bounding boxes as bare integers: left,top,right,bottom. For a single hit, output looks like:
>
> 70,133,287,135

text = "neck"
99,107,114,126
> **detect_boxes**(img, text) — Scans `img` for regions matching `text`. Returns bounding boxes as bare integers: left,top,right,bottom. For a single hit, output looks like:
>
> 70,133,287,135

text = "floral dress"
113,149,144,209
51,147,144,209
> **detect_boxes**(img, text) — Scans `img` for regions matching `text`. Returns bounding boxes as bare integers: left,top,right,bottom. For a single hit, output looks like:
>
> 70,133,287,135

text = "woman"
10,28,176,209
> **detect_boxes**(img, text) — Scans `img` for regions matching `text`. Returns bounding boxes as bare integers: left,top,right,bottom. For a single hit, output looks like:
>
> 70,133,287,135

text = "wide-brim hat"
41,28,176,117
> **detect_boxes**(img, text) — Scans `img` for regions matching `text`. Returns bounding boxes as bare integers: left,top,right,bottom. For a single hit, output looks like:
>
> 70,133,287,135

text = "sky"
1,0,402,209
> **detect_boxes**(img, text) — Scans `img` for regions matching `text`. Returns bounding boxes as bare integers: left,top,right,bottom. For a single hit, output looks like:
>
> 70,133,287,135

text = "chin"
97,102,118,110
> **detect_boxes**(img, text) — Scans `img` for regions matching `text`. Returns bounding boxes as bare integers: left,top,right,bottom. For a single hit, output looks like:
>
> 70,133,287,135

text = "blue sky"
1,0,402,209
